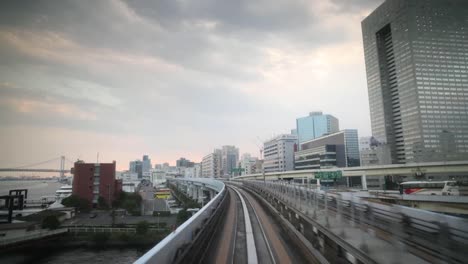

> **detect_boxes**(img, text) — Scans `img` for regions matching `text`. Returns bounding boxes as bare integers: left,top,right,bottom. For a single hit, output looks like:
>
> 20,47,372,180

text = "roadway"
205,185,318,264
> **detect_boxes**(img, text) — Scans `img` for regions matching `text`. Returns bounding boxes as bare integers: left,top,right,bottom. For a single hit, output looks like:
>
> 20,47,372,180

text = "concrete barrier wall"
134,178,225,264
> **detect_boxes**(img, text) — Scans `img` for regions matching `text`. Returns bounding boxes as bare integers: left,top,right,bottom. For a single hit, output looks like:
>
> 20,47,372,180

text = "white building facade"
263,134,297,173
201,149,221,178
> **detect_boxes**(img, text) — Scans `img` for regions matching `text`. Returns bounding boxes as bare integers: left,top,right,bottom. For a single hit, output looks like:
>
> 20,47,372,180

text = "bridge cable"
11,157,62,169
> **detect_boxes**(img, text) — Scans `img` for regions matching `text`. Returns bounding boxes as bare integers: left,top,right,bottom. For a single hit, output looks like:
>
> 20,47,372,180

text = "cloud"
2,98,97,121
328,0,382,12
0,0,381,167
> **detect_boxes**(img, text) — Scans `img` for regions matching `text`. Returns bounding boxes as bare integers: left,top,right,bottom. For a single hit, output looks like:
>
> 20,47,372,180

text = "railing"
68,227,165,233
241,180,468,264
135,178,226,264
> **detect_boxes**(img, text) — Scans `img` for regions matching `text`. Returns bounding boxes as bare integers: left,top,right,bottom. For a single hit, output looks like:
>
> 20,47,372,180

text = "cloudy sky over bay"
0,0,383,170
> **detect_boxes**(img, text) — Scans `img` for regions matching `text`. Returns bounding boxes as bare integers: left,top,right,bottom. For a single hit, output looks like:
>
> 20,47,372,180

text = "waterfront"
0,180,63,200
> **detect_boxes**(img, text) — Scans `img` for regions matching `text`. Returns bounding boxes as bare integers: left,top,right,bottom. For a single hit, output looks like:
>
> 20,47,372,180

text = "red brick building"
71,161,122,208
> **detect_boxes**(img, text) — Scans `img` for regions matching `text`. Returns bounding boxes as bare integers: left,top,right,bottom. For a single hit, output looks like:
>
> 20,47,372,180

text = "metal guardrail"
135,178,226,264
68,227,167,233
242,180,468,264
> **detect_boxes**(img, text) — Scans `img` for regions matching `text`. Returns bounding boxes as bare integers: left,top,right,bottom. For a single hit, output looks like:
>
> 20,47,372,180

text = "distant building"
162,163,170,172
121,171,139,182
194,163,202,178
183,167,195,178
71,161,122,208
221,146,239,177
263,134,297,173
239,153,258,175
142,171,151,181
362,0,468,163
253,159,264,174
201,149,222,178
152,170,166,186
142,155,152,173
129,160,142,179
359,136,392,166
295,130,360,170
296,111,339,148
176,157,195,168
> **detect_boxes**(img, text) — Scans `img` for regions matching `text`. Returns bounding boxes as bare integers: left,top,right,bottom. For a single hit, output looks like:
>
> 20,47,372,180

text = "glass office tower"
296,112,339,147
362,0,468,164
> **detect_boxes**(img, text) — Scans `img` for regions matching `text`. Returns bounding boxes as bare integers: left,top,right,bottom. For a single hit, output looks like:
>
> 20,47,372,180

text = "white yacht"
55,185,73,203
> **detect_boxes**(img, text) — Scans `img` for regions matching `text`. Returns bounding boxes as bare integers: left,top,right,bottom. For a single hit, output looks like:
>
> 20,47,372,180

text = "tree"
176,209,191,225
136,221,149,235
62,195,91,212
42,215,60,230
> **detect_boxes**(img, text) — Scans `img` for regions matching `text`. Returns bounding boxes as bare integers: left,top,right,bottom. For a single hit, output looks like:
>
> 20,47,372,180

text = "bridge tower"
60,156,65,179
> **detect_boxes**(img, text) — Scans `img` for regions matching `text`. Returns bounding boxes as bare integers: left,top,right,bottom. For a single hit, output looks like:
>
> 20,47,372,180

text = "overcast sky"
0,0,384,170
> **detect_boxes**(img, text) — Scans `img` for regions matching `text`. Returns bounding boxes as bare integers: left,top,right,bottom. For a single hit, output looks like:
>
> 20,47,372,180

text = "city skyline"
0,0,385,170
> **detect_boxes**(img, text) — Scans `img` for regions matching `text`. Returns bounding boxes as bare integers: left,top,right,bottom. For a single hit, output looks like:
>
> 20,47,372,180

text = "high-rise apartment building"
362,0,468,163
263,134,297,173
221,145,239,177
71,161,122,207
201,149,222,178
296,112,339,147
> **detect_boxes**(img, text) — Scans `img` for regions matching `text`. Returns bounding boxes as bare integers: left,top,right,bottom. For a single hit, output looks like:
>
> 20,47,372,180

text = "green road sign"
315,171,343,180
231,168,245,173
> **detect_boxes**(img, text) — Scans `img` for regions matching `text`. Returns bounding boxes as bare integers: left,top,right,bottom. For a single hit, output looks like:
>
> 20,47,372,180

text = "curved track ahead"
205,185,319,264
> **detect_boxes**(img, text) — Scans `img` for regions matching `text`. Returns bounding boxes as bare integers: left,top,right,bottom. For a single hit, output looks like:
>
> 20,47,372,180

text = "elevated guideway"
135,176,468,264
135,178,227,264
135,178,321,264
204,184,321,264
235,180,468,264
233,161,468,185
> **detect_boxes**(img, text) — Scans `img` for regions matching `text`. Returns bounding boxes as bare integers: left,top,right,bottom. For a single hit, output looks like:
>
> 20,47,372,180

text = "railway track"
205,185,318,264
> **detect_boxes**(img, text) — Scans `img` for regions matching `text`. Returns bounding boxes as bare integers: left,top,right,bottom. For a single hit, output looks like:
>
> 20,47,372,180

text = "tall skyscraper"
142,155,152,173
362,0,468,164
296,112,339,147
359,136,392,166
129,160,142,179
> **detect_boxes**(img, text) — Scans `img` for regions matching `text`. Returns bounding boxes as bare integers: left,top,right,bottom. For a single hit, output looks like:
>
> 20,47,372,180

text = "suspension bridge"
0,156,76,177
